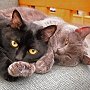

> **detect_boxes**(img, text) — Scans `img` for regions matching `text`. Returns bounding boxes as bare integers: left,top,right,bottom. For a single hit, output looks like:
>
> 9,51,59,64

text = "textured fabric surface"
0,64,90,90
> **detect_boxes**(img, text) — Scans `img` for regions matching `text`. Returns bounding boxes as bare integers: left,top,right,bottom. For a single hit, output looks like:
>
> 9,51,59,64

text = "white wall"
0,0,18,10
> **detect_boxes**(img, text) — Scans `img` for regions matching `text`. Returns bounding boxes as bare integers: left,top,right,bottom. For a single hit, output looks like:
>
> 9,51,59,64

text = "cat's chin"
30,59,38,63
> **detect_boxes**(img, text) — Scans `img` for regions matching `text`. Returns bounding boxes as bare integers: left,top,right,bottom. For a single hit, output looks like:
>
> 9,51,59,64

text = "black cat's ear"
41,25,57,42
11,9,24,29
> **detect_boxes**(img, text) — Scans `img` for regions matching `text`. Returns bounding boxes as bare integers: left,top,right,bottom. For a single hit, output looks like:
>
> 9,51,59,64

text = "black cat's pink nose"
15,50,24,61
15,55,23,61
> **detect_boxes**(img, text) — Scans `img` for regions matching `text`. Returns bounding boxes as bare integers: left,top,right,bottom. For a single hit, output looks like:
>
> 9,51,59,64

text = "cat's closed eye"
60,37,69,47
64,38,69,45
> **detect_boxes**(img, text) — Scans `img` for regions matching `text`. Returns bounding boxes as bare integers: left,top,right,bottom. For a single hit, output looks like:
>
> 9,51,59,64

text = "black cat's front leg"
3,69,19,82
0,48,19,81
0,57,19,82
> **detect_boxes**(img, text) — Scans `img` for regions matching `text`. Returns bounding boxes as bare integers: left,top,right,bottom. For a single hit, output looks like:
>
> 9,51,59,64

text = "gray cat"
33,17,90,73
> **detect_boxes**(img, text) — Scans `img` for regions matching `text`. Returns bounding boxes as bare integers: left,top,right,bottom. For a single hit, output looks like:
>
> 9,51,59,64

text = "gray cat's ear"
81,55,90,65
75,26,90,39
11,9,24,29
41,25,57,42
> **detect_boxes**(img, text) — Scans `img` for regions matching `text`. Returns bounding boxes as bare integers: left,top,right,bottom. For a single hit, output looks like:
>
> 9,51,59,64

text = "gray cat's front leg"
35,52,54,74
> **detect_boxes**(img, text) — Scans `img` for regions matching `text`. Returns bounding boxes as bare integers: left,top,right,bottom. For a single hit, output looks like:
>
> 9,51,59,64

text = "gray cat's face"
0,10,56,63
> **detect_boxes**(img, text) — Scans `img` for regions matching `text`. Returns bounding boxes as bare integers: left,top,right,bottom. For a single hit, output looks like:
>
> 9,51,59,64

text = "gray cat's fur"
34,17,90,73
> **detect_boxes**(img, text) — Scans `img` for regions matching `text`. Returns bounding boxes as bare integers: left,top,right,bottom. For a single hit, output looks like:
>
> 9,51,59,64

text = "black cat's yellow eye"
29,49,38,55
11,41,18,48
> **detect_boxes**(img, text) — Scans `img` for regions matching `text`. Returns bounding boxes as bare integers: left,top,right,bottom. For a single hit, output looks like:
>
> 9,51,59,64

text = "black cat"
0,8,56,81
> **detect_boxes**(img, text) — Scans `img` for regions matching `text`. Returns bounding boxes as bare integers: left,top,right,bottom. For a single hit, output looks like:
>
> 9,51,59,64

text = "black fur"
0,11,48,81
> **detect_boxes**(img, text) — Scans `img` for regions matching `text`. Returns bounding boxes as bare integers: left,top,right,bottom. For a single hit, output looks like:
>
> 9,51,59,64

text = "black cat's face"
1,10,56,63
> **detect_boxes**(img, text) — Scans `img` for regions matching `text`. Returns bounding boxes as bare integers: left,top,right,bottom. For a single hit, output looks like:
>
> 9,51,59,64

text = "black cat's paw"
8,61,36,77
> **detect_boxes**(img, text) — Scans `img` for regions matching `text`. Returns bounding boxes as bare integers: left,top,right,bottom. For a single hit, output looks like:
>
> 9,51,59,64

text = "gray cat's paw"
8,61,35,77
35,60,53,74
